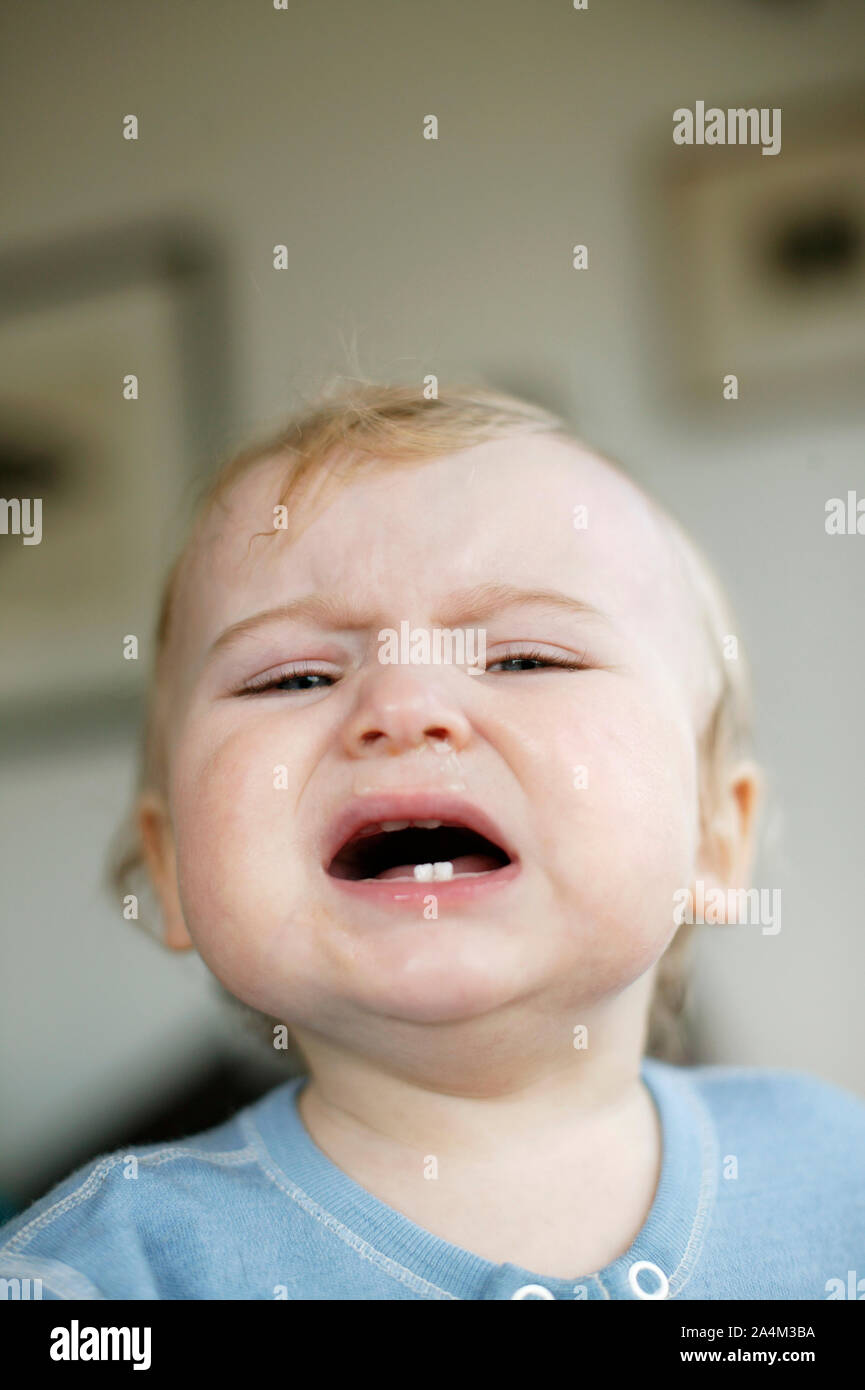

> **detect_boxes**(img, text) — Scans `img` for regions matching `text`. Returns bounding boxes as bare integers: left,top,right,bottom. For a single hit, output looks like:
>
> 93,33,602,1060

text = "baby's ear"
138,792,194,951
695,759,762,906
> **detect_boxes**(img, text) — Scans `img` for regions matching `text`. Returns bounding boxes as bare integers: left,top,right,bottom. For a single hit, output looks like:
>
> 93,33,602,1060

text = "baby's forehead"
192,435,669,592
171,435,710,713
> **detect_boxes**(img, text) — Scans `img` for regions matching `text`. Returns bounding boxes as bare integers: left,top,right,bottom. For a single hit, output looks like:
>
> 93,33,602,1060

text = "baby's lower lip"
325,859,521,907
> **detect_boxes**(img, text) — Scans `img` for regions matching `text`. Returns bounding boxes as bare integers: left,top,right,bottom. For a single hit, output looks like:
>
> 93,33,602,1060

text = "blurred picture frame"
0,221,232,741
666,99,865,401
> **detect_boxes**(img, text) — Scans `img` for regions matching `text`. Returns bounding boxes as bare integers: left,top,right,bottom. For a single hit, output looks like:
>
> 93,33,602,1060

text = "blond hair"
110,378,754,1063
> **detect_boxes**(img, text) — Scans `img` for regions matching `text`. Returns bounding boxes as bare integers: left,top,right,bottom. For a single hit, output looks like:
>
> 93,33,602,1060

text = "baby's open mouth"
327,821,512,882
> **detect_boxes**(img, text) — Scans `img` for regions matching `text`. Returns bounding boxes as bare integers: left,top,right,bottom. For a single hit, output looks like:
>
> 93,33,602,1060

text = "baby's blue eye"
271,673,334,691
238,670,336,695
487,655,580,673
238,651,583,696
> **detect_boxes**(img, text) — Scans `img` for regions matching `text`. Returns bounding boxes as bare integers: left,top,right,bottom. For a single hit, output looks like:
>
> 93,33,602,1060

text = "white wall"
2,0,864,1194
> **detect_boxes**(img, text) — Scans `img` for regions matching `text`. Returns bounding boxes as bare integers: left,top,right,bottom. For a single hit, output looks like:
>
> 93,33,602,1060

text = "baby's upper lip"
322,792,518,871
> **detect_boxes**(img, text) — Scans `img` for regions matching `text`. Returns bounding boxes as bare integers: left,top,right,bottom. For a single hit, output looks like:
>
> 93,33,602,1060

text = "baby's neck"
294,1050,662,1280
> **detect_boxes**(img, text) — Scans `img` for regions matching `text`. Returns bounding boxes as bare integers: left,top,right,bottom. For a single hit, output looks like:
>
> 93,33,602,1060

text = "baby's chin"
222,918,649,1035
281,936,549,1028
182,879,674,1037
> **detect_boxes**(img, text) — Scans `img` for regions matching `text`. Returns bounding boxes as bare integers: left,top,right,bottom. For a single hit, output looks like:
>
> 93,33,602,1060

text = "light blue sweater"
2,1059,864,1300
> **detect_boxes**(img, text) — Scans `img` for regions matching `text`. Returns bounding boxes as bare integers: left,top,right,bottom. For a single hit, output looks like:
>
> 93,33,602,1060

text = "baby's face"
158,436,707,1055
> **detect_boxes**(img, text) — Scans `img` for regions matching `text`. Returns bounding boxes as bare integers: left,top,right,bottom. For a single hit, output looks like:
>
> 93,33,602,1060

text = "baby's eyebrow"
204,582,608,662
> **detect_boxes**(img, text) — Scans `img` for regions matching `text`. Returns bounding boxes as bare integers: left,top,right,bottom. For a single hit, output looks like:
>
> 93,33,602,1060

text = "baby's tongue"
375,853,502,880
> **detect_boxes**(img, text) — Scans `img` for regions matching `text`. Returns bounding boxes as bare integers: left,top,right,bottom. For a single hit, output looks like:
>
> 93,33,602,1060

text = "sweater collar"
245,1057,718,1300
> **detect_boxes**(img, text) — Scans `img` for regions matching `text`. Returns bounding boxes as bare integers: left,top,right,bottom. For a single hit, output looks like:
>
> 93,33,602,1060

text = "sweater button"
510,1283,556,1299
627,1260,669,1299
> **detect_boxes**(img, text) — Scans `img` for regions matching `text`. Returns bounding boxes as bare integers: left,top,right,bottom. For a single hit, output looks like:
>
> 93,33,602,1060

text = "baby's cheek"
166,726,345,1020
169,725,302,947
547,693,698,964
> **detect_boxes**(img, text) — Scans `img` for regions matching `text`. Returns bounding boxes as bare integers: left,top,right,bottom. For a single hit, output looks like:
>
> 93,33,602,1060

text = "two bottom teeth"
413,862,453,882
359,860,502,883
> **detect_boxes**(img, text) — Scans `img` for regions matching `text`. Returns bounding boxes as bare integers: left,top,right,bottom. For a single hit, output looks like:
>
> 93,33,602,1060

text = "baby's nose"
341,668,472,756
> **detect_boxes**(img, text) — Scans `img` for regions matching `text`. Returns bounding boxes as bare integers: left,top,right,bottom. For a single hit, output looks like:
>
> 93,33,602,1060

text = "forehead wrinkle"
166,437,716,737
203,581,611,665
